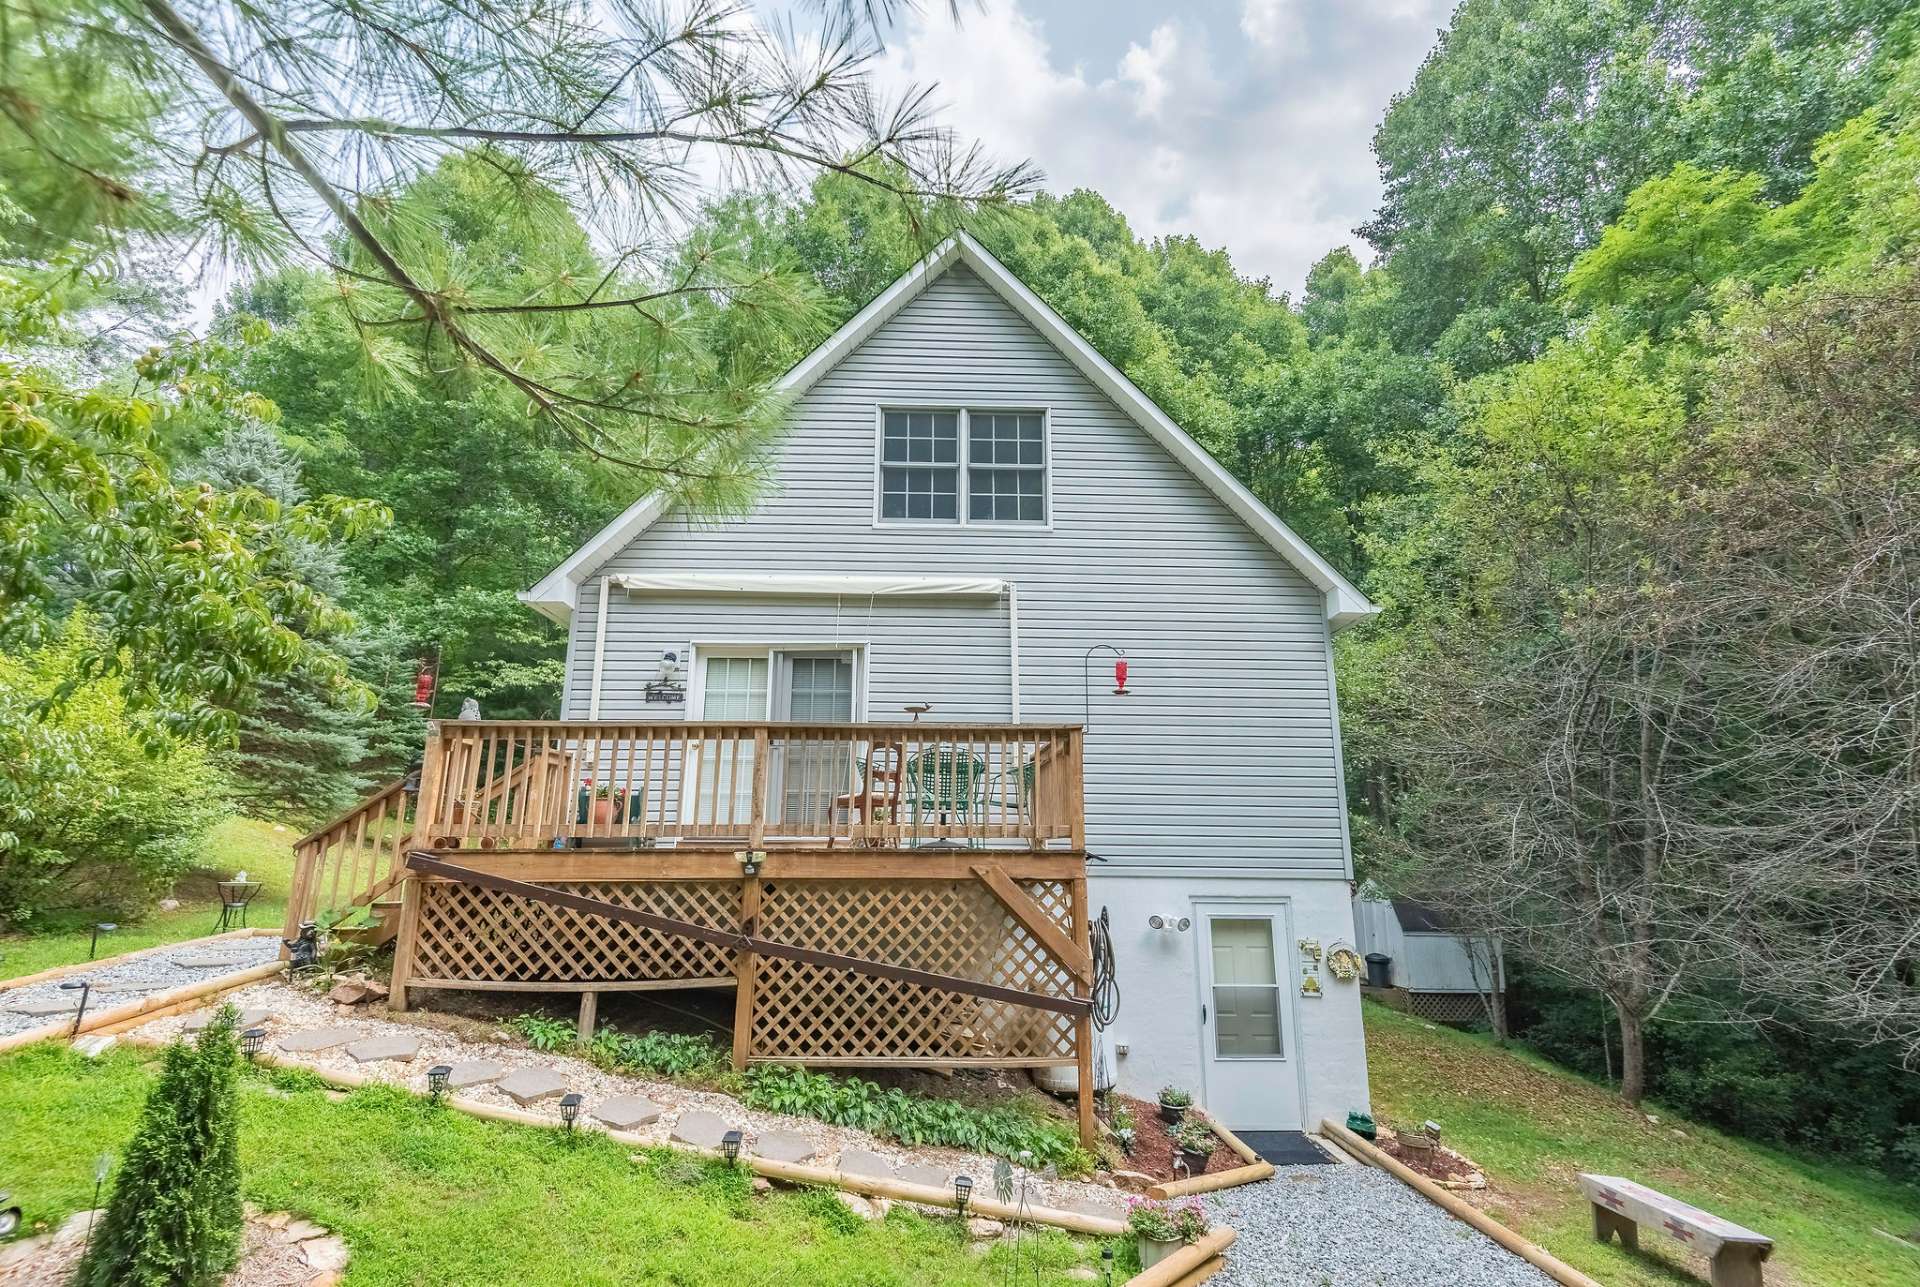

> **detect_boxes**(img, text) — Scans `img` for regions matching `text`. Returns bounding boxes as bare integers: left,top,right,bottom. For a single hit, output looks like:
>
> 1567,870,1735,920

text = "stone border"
118,1032,1130,1240
1320,1119,1603,1287
0,928,278,994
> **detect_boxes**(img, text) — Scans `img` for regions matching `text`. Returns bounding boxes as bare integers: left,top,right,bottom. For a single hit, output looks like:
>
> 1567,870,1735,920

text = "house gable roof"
521,231,1377,629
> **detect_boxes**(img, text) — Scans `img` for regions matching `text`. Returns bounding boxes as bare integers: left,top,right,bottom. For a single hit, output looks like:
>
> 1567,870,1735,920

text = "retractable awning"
608,573,1007,597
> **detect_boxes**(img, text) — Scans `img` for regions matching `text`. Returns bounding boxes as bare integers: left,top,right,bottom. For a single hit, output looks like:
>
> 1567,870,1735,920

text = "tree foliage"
77,1007,244,1287
0,615,228,925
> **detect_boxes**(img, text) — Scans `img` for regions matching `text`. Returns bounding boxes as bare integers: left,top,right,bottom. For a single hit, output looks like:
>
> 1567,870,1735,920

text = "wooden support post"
731,874,762,1070
413,721,447,844
1711,1245,1767,1287
577,989,598,1042
1071,873,1096,1150
387,875,423,1013
1592,1202,1638,1251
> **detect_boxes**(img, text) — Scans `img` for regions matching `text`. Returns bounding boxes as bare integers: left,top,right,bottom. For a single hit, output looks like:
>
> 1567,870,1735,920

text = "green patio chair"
902,746,987,832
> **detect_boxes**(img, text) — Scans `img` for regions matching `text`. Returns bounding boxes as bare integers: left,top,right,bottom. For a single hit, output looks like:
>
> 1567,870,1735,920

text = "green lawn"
0,817,296,981
1365,1001,1920,1287
0,1043,1110,1285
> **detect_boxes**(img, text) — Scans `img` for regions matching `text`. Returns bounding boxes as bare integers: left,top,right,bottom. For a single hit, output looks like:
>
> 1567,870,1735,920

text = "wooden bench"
1579,1174,1773,1287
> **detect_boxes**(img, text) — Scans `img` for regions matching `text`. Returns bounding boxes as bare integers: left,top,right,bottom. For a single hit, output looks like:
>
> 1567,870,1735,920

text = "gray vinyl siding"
563,264,1347,876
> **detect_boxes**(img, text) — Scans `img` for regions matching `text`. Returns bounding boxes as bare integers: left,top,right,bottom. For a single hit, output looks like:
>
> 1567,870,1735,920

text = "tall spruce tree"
186,423,373,820
78,1008,244,1286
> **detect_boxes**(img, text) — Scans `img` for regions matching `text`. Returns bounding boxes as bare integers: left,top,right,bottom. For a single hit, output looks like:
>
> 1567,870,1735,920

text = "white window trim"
872,404,1055,531
686,642,870,722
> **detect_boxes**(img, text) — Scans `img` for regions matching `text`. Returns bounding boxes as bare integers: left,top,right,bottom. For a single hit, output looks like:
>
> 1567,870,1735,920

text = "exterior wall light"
1147,914,1191,933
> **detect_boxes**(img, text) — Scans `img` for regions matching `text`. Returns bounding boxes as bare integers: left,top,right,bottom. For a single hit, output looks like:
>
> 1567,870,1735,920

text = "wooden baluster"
414,723,448,848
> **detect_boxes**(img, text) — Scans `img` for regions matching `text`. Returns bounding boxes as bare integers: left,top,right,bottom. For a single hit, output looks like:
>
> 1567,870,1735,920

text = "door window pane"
779,654,855,823
1211,917,1283,1058
696,656,768,823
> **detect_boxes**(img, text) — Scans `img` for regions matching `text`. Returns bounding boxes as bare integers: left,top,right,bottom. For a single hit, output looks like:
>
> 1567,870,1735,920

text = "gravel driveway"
1206,1164,1558,1286
0,936,282,1038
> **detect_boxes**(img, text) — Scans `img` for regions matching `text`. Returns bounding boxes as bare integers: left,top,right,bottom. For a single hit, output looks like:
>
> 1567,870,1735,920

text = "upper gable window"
878,408,1047,525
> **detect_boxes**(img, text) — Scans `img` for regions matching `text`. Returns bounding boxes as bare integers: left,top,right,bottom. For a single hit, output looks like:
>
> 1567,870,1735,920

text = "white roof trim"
611,573,1006,597
521,231,1376,629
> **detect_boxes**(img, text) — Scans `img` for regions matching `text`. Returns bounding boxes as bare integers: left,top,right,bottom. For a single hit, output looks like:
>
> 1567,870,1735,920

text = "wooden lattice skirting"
397,870,1081,1068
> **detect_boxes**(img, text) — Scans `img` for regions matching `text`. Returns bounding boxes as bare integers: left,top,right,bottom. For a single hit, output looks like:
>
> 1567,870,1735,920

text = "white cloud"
867,1,1452,294
1239,0,1302,51
1118,23,1180,118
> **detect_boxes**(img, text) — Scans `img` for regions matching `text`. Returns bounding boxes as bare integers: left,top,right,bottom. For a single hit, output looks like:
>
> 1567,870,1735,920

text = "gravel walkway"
1205,1164,1557,1287
0,936,282,1038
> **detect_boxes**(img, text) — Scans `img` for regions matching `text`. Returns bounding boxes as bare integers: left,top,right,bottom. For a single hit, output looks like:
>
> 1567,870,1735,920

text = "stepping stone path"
898,1163,952,1191
347,1034,421,1064
445,1060,505,1089
72,1034,118,1059
751,1130,817,1164
836,1148,897,1180
6,996,82,1016
171,953,241,969
95,979,174,994
1061,1193,1127,1220
592,1095,662,1130
184,1007,274,1032
276,1027,359,1053
669,1109,735,1149
496,1066,569,1105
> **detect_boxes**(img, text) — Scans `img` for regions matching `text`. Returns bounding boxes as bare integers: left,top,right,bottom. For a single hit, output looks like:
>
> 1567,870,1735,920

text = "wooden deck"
286,720,1098,1144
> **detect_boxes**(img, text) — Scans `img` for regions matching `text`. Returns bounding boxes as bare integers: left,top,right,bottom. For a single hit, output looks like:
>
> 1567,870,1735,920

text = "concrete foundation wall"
1086,871,1371,1131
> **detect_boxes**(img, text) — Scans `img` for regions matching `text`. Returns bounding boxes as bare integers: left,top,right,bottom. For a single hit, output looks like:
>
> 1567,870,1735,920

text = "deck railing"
412,719,1084,851
285,775,417,931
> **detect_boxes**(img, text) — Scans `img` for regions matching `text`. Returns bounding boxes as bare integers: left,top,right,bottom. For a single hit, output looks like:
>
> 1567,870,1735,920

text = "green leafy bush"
597,1030,728,1080
743,1064,1092,1176
508,1013,578,1052
0,616,228,925
77,1006,244,1285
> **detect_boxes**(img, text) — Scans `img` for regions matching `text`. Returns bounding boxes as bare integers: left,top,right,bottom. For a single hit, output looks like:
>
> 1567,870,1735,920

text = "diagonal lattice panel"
410,879,739,983
749,878,1078,1063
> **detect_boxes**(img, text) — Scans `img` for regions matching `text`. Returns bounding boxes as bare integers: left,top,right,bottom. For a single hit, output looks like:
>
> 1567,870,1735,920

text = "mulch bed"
1374,1126,1486,1187
1105,1094,1238,1182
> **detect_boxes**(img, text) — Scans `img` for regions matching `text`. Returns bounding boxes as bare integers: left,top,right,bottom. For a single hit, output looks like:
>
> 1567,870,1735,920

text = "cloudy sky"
844,0,1454,296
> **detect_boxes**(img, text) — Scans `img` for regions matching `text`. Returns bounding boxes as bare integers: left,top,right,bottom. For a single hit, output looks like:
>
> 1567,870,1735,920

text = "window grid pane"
879,409,1044,523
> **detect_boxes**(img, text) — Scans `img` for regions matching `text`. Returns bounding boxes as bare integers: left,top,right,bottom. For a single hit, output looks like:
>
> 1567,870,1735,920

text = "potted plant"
1125,1197,1208,1270
1156,1085,1192,1125
587,787,625,825
1171,1117,1215,1176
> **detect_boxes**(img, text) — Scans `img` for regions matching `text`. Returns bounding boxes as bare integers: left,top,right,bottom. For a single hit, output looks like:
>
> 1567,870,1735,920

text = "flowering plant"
1125,1197,1208,1244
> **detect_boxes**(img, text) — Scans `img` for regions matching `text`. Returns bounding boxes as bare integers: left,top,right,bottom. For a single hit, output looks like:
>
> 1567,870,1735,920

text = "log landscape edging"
1321,1118,1605,1287
0,953,288,1054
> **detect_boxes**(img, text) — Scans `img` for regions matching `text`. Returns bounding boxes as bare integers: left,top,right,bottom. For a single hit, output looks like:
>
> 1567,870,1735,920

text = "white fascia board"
518,493,670,625
517,231,1377,631
944,232,1376,630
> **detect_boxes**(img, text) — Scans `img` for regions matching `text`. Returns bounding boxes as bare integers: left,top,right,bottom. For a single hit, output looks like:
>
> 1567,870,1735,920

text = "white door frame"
1191,896,1308,1131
